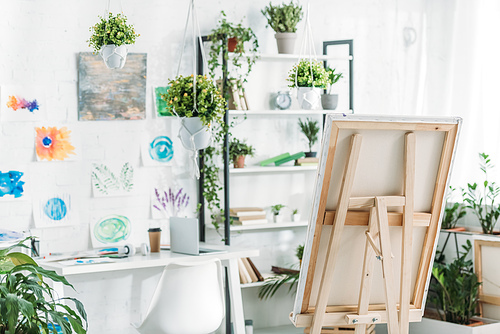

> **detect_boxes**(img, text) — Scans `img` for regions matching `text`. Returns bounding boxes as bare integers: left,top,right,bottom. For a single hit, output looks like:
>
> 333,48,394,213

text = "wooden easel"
289,115,461,334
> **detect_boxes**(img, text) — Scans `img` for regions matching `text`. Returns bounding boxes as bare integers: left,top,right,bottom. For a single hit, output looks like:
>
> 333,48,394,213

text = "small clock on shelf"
274,91,292,110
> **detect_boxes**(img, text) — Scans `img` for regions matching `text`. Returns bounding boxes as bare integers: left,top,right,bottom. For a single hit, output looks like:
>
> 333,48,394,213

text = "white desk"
41,244,259,334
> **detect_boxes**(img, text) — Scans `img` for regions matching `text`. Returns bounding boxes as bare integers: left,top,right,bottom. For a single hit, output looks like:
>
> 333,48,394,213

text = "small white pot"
178,117,212,151
297,87,322,110
100,44,128,69
273,214,284,223
321,94,339,110
292,214,301,222
275,32,297,54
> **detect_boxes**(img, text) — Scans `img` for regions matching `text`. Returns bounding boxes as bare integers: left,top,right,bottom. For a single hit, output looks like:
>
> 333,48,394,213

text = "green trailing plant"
428,240,481,325
287,59,329,89
441,186,466,230
0,238,87,334
261,1,303,33
462,153,500,234
271,204,286,216
298,118,320,152
87,12,139,53
161,74,225,127
229,138,254,162
325,67,343,94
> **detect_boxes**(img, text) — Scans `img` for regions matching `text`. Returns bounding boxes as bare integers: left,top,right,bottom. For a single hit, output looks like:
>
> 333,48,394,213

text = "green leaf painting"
92,162,134,196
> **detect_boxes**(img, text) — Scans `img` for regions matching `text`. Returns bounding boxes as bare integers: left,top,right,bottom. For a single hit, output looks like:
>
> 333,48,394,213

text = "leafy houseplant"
87,12,140,69
292,208,300,222
261,1,303,54
298,118,320,157
462,153,500,234
441,186,466,230
271,204,286,223
321,67,343,110
0,238,87,333
229,138,255,168
287,59,329,109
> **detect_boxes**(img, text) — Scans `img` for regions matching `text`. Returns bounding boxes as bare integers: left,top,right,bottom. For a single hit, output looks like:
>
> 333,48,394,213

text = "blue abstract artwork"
33,193,75,228
0,229,23,243
43,197,68,221
148,136,174,162
0,171,25,198
93,214,131,245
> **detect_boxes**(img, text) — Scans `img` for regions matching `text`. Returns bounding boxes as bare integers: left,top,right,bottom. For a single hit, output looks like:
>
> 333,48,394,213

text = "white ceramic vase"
100,44,128,69
297,87,322,110
273,214,284,223
292,213,301,222
275,32,297,54
178,117,212,151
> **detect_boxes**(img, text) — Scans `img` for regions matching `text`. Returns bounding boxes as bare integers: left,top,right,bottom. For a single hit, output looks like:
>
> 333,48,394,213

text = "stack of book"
260,152,306,166
295,157,319,166
230,207,268,225
238,257,264,284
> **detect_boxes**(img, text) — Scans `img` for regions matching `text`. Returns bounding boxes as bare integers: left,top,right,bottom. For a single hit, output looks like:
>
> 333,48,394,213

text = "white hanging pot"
178,117,212,151
100,44,128,69
297,87,322,110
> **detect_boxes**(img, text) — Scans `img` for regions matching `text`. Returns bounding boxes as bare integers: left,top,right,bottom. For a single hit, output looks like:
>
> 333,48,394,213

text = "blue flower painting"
148,136,174,163
43,197,68,221
0,171,25,198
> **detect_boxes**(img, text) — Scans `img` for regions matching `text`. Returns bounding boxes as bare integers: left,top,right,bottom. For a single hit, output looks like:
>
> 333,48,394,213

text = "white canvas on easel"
290,114,461,334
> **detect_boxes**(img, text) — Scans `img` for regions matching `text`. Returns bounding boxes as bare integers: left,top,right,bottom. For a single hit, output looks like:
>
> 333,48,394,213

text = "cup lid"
148,227,162,232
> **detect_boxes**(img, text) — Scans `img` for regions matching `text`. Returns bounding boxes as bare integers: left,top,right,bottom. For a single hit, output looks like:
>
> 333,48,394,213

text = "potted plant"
441,186,466,230
287,59,329,109
229,138,255,168
87,12,140,69
161,74,225,151
271,204,286,223
321,67,343,110
291,208,301,222
0,238,87,333
462,153,500,234
261,1,303,54
298,117,320,157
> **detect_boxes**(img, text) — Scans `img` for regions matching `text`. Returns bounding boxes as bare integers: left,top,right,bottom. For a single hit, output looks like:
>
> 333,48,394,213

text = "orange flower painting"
35,126,76,161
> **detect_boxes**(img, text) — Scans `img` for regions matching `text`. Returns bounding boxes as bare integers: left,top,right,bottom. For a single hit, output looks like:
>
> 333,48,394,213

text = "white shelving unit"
228,109,353,116
207,221,308,232
230,165,317,174
230,52,353,62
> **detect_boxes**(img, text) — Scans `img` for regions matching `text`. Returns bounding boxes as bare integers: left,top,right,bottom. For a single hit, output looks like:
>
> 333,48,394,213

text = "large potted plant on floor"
229,138,255,168
88,12,140,69
298,117,320,157
0,238,87,333
261,1,303,54
287,59,328,109
321,67,343,110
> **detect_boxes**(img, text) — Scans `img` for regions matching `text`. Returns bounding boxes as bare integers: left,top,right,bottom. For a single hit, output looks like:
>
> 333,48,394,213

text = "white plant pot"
275,32,297,54
292,214,301,222
409,317,500,334
178,117,212,151
273,214,284,223
100,44,128,69
297,87,322,110
321,94,339,110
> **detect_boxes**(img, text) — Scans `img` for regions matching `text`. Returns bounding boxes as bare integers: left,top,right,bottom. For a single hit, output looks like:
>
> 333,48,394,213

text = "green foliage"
298,118,320,152
462,153,500,234
429,240,480,325
325,67,343,94
292,208,298,215
287,59,329,88
0,238,87,334
161,75,226,127
271,204,285,215
229,138,254,162
120,162,134,193
261,1,303,33
92,164,118,195
87,12,139,53
295,244,304,261
441,187,466,229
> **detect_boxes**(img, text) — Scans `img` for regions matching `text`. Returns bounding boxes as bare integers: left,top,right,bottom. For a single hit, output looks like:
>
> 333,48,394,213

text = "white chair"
132,258,225,334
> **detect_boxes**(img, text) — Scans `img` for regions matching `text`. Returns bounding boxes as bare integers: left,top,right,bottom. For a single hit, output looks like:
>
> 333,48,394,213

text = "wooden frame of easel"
290,115,461,334
474,239,500,318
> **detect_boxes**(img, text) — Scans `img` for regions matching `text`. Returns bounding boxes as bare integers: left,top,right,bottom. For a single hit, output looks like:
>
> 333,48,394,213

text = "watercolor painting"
1,86,46,121
35,126,76,161
151,187,190,219
154,86,172,117
78,52,147,121
141,135,174,166
91,162,134,197
33,193,76,228
90,214,132,248
0,171,25,198
0,229,23,244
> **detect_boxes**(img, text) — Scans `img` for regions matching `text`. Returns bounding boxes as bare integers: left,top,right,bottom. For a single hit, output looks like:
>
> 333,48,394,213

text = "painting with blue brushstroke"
33,193,77,228
89,210,145,248
0,171,25,198
0,229,23,243
141,134,175,166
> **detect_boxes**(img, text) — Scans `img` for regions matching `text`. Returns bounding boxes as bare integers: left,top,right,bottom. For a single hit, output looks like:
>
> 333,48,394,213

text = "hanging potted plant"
321,67,343,110
161,74,225,151
229,138,255,168
287,59,328,109
88,12,140,69
298,117,320,157
261,1,303,54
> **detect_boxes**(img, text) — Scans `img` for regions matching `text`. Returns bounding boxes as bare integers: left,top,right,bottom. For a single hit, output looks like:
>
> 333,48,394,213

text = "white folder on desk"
170,217,225,256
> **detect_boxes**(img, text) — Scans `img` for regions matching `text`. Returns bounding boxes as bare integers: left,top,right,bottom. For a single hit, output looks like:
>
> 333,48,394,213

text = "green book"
275,152,306,166
260,153,290,166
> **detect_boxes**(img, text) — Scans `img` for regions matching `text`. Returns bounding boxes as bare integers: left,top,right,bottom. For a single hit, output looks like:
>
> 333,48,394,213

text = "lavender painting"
152,187,190,219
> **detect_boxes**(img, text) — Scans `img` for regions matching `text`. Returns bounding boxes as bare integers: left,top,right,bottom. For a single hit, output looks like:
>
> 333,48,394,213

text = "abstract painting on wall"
91,162,134,197
0,170,25,199
33,193,77,228
78,52,147,121
90,214,132,248
1,86,46,121
154,86,172,117
141,135,174,166
35,126,77,161
0,229,24,244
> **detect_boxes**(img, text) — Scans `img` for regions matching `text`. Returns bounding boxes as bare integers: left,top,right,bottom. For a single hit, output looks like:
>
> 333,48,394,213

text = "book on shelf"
296,157,319,164
230,207,265,216
246,257,264,281
275,152,306,166
238,258,252,284
231,214,267,221
295,162,318,166
238,258,264,284
232,218,268,225
259,153,290,166
241,258,259,282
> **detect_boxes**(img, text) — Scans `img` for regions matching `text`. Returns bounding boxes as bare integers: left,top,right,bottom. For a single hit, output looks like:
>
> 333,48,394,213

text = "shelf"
228,109,353,116
230,53,352,61
240,272,279,288
230,165,317,174
254,325,304,334
207,221,308,232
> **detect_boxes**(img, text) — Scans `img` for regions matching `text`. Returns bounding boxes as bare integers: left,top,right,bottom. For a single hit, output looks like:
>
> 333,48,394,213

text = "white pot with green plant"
321,67,343,110
288,59,328,109
229,138,255,168
298,117,320,158
271,204,286,223
261,1,303,54
292,208,301,222
88,12,140,69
